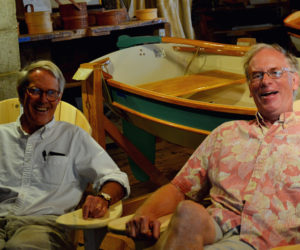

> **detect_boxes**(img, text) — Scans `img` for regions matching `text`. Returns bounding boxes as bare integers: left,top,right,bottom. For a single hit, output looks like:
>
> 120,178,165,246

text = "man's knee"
174,200,209,226
171,200,216,244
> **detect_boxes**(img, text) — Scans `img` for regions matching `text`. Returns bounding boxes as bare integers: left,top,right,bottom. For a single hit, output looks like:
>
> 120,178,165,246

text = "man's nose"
261,72,273,85
262,72,272,81
39,91,48,102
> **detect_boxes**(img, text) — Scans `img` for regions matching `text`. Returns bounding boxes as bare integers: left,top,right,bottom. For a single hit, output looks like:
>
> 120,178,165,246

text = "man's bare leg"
150,200,216,250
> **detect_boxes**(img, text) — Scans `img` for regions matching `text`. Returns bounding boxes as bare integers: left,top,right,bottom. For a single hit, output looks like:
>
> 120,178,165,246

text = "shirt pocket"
39,155,69,185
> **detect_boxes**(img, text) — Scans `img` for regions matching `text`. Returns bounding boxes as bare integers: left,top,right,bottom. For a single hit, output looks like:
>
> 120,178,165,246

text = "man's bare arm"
126,183,184,239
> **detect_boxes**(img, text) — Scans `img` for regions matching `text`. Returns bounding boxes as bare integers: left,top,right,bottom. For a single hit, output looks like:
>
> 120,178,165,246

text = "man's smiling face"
21,69,61,134
248,48,299,123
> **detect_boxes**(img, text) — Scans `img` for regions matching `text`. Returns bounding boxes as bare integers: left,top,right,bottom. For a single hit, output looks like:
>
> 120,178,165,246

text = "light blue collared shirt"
0,118,130,216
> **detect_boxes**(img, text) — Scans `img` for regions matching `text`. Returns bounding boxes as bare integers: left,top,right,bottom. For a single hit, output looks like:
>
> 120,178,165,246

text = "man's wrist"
97,192,112,207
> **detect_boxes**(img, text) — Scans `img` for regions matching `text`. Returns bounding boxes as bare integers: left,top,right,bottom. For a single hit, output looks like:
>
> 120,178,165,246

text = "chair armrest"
271,245,300,250
56,200,122,229
107,213,173,234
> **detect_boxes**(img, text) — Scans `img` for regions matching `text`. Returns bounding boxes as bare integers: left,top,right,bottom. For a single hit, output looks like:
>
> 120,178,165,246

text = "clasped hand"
82,195,109,219
126,215,161,240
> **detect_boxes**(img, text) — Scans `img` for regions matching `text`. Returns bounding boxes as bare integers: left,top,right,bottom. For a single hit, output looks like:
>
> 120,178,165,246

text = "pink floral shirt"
172,111,300,250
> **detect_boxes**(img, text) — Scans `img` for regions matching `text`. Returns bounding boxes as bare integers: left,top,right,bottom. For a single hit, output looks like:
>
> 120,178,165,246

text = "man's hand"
82,194,109,219
126,214,161,240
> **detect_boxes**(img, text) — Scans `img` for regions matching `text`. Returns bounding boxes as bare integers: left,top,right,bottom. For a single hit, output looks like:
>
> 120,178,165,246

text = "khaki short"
0,215,73,250
204,219,255,250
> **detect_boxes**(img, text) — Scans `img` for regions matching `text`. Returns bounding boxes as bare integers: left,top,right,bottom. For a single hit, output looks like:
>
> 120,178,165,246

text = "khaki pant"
0,215,73,250
204,220,255,250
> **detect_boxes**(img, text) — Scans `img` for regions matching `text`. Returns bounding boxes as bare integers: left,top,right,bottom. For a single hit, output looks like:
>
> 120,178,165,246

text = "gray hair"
244,43,299,81
17,60,65,103
243,43,299,98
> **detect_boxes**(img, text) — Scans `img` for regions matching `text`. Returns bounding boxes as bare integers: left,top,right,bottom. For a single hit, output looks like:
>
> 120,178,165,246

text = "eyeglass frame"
249,67,295,84
25,87,61,102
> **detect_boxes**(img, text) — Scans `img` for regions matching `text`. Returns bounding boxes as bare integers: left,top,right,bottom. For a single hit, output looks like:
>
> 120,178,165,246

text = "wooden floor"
106,138,194,199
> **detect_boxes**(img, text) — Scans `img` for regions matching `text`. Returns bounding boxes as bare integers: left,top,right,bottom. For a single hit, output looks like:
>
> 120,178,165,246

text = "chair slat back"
0,98,21,124
0,98,92,135
54,101,92,135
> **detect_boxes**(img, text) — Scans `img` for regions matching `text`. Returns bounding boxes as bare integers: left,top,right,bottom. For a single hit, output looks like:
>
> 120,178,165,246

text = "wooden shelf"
192,1,290,43
19,18,170,43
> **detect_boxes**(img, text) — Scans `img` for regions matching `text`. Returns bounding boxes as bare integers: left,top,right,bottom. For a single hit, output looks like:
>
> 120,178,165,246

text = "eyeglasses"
26,87,61,102
249,67,295,84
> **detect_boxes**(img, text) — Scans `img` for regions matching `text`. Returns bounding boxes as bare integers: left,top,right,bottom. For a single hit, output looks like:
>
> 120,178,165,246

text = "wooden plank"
19,30,75,43
173,45,249,56
88,18,168,36
51,29,87,42
64,82,82,89
19,19,169,43
162,37,250,56
103,116,169,186
56,101,76,124
137,70,246,97
81,67,106,149
122,193,151,216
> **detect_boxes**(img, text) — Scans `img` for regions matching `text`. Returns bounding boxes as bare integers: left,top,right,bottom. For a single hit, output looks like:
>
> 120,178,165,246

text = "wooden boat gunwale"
283,11,300,30
112,101,212,135
107,78,257,116
288,32,300,39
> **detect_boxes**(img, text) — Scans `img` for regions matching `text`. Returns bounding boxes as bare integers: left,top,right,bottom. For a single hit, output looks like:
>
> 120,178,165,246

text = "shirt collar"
255,111,296,129
17,116,56,139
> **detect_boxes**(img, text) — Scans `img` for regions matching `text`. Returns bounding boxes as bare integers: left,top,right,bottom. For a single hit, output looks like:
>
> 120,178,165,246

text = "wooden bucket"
88,9,104,26
95,9,128,26
135,8,157,20
59,2,88,29
25,4,53,34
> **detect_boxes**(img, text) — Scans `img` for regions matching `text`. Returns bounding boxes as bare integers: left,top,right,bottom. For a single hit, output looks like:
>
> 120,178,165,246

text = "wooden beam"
103,116,169,186
81,65,106,149
80,62,169,186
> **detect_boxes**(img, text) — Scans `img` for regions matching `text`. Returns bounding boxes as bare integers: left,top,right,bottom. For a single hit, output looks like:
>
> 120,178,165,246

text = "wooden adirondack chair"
0,98,123,250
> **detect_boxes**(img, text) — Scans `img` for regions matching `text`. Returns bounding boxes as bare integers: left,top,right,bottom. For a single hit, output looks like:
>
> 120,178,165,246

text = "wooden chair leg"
83,228,107,250
100,232,135,250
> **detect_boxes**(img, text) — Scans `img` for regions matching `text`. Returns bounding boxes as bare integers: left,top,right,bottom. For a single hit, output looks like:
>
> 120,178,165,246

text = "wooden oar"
284,11,300,30
117,35,250,56
173,45,248,57
162,37,250,56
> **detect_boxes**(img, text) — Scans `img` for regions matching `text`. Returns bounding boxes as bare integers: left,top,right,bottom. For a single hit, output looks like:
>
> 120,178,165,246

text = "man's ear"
292,73,300,91
248,83,253,97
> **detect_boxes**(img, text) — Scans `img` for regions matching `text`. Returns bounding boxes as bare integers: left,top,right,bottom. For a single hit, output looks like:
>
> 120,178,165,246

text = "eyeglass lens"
27,87,60,101
250,68,289,82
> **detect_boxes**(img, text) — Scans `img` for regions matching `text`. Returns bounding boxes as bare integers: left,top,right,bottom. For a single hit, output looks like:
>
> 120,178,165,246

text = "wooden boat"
284,11,300,52
75,36,258,182
76,36,256,146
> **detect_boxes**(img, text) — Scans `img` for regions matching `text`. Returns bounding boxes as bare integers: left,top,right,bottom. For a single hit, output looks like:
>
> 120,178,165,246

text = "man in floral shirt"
125,43,300,250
